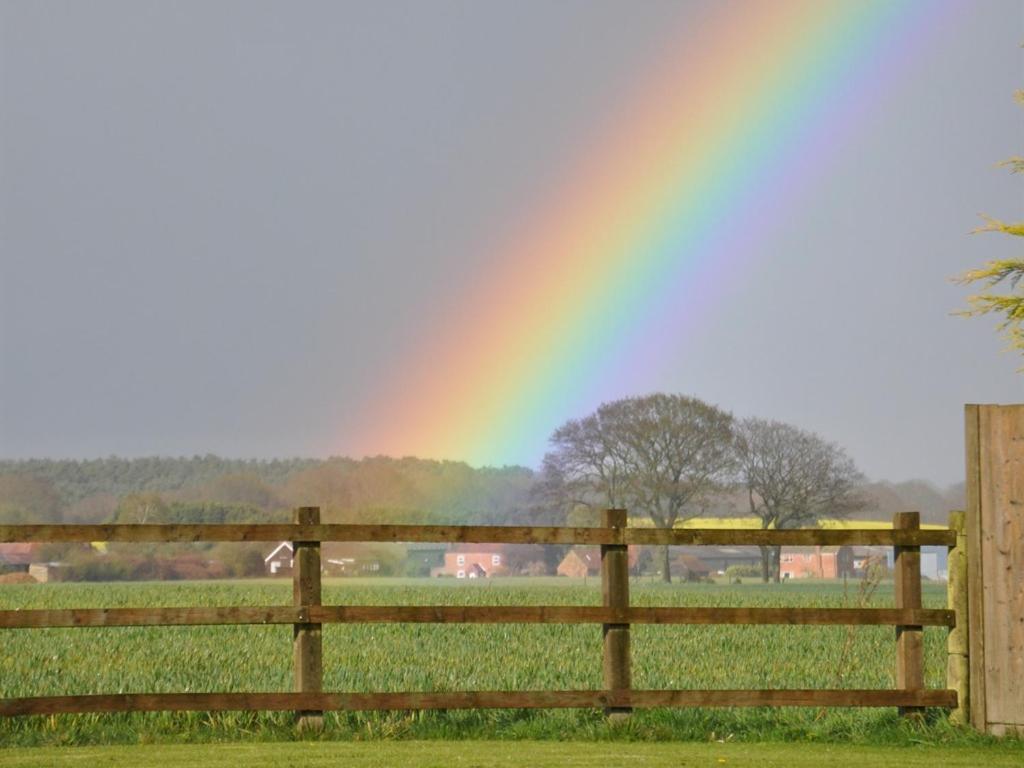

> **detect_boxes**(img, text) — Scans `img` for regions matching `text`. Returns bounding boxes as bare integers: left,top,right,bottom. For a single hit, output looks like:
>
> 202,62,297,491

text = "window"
456,554,465,566
456,570,466,579
492,554,501,566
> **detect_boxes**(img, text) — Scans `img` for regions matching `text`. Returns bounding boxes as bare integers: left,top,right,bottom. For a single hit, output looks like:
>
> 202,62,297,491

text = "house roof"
561,546,640,571
0,543,36,566
264,541,293,562
450,543,508,554
673,545,761,561
561,548,602,574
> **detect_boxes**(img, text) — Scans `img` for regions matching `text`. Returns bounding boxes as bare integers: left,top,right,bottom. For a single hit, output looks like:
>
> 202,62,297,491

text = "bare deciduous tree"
544,394,735,582
734,418,867,582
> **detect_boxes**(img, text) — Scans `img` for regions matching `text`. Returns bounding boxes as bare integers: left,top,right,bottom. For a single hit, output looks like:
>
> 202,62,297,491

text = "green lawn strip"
2,740,1023,768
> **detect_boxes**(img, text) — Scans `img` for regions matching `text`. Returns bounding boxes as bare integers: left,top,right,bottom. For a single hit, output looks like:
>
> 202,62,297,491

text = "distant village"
264,541,947,581
1,539,947,584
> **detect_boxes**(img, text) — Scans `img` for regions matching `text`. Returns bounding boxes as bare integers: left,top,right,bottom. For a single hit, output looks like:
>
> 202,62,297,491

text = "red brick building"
556,547,640,578
779,546,855,579
0,543,36,574
433,544,508,579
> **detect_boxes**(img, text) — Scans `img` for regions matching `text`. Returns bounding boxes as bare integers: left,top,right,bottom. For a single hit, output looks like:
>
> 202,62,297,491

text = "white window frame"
492,554,501,566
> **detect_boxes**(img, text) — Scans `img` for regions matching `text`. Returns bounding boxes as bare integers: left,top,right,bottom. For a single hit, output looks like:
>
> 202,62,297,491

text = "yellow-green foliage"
955,90,1024,362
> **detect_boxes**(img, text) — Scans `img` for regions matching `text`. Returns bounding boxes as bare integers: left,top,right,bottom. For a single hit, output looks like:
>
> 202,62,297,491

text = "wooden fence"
0,508,961,725
964,403,1024,735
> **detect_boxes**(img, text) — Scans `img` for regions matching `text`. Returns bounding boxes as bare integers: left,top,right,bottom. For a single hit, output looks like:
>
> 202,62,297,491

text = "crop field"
0,577,974,747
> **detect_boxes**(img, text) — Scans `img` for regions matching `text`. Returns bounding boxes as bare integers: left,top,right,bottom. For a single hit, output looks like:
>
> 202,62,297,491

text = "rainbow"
348,0,957,467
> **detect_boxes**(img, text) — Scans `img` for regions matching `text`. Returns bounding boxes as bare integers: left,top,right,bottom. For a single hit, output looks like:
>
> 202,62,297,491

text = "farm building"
556,547,641,578
851,546,889,575
405,543,447,576
264,542,293,575
432,544,509,578
557,548,600,578
881,546,944,580
0,543,36,574
264,541,384,576
675,545,761,575
779,546,855,579
27,563,61,582
321,543,382,576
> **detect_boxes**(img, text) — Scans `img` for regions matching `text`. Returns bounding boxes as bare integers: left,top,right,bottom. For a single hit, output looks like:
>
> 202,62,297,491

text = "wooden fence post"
894,511,924,717
293,506,323,731
947,510,969,725
601,508,631,719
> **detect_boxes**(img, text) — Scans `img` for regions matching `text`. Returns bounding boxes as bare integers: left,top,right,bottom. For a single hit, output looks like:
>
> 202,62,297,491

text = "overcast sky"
1,1,1022,486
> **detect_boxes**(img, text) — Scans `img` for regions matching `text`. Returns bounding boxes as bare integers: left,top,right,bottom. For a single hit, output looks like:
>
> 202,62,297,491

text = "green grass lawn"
2,740,1023,768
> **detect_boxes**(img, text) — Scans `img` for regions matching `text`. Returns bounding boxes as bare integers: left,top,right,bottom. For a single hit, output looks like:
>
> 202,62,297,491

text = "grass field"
0,577,1019,756
4,740,1024,768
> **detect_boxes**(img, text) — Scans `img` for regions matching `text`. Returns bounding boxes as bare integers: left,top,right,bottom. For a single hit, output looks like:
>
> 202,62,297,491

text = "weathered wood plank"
947,510,969,726
0,688,957,716
621,607,953,627
601,509,631,717
966,404,987,732
0,606,300,627
0,524,954,546
974,405,1024,733
895,511,924,717
0,605,955,629
292,507,323,730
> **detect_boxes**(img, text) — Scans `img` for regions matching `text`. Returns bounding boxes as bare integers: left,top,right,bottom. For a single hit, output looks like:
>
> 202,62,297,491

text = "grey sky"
1,1,1022,486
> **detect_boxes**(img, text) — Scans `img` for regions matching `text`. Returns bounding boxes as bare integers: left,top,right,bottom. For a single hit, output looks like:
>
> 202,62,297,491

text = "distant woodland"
0,454,964,528
0,454,965,582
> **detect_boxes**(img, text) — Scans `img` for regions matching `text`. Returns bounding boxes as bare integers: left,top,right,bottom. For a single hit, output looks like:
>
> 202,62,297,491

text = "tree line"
1,393,964,583
539,394,866,582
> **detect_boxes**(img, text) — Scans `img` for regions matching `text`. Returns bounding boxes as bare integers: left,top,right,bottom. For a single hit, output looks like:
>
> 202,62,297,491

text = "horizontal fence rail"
0,606,955,629
0,508,961,723
0,689,957,717
0,523,956,546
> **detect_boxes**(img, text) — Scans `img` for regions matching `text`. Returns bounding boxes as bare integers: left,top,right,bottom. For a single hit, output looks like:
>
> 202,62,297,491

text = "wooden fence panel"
966,404,1024,736
0,508,961,723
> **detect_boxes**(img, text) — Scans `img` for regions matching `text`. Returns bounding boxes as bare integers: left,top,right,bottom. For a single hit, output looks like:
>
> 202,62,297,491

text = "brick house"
779,546,855,579
432,544,508,579
0,543,36,574
556,547,640,578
